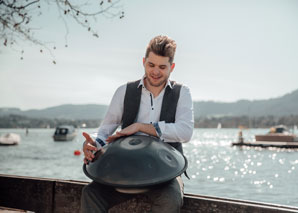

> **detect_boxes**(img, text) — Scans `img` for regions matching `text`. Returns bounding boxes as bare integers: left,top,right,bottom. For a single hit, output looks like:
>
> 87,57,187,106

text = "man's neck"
144,78,166,98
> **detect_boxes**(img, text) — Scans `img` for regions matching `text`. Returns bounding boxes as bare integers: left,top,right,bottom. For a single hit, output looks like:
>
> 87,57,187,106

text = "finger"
106,132,125,141
84,158,89,165
87,143,98,152
82,132,94,142
116,131,126,136
106,137,113,143
106,135,119,143
86,153,94,161
83,142,97,153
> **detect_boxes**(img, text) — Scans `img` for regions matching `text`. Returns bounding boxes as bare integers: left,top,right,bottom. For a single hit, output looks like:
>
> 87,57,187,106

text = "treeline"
0,114,101,128
195,115,298,128
1,114,298,129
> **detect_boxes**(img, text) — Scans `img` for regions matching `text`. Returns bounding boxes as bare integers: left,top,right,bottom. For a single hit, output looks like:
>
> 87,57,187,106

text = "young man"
81,35,194,213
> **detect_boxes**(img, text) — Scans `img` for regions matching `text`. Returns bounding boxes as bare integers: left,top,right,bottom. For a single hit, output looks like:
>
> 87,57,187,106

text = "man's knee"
81,183,108,213
150,180,183,212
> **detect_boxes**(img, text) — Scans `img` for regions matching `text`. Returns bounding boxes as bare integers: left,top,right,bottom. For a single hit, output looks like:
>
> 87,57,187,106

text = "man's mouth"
151,75,161,80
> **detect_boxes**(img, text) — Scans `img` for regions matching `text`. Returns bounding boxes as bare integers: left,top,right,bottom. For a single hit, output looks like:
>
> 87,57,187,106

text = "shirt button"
152,108,154,110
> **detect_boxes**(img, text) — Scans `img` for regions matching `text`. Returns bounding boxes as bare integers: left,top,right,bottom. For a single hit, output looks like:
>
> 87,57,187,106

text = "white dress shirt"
95,77,194,147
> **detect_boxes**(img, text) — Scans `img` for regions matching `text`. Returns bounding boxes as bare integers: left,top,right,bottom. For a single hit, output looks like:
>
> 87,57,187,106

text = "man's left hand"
106,123,139,143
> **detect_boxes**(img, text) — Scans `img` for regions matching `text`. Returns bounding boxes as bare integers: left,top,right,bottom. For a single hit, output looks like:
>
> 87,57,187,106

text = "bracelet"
153,122,162,137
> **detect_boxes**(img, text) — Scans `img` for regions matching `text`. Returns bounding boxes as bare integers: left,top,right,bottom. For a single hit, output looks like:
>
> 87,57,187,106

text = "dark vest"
121,79,183,154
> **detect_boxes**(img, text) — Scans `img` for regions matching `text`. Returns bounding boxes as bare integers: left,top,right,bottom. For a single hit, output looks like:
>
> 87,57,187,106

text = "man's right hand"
82,132,98,164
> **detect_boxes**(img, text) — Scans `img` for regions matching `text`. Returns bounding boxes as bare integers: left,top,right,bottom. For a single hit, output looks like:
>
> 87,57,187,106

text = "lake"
0,128,297,207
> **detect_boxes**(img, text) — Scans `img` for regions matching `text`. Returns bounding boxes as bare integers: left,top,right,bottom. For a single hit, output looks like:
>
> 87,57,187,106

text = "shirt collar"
138,75,173,89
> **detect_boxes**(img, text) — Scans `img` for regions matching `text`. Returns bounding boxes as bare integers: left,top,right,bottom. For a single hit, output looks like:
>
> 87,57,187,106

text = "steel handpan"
83,135,187,188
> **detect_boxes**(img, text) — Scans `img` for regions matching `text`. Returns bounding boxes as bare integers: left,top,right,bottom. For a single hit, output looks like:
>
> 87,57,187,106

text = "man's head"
145,35,176,64
143,36,177,90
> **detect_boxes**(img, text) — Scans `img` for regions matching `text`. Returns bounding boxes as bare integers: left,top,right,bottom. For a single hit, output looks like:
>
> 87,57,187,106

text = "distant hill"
0,104,108,120
1,89,298,120
194,89,298,118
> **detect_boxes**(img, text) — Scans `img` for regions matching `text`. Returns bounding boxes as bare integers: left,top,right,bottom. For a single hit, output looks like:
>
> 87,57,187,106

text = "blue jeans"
81,177,184,213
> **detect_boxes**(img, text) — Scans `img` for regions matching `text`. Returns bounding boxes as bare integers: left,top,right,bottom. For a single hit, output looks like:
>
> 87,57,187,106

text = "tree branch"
0,0,124,62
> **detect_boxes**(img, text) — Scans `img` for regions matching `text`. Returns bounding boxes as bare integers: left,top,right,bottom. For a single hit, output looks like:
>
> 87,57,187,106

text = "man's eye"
149,63,154,67
159,66,166,69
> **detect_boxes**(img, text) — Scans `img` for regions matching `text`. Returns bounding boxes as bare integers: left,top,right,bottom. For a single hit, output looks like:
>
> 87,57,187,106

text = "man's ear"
143,57,145,66
170,63,175,72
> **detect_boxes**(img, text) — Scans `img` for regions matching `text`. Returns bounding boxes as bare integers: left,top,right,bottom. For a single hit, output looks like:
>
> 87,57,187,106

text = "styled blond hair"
145,35,177,64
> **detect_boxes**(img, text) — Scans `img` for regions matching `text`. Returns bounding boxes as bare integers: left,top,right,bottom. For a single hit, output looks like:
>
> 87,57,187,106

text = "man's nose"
152,67,160,75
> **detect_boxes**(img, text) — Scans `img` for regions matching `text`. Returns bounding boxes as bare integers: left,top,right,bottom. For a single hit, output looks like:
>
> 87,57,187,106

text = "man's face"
143,52,175,88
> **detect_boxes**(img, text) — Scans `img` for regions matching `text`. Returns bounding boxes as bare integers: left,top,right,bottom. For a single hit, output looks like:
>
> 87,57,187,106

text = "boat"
53,125,77,141
232,125,298,148
0,133,20,146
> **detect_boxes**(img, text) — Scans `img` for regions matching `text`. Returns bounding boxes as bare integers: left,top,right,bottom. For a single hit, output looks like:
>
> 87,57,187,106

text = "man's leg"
146,176,184,213
80,181,134,213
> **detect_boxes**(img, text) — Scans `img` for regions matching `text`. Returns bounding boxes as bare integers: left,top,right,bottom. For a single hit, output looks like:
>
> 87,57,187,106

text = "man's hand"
106,123,140,143
82,132,98,164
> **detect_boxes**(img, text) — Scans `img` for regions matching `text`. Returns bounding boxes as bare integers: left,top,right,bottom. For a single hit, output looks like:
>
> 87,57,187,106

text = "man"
81,35,194,213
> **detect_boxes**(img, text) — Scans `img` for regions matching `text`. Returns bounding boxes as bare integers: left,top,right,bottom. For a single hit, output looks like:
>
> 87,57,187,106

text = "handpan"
83,135,187,190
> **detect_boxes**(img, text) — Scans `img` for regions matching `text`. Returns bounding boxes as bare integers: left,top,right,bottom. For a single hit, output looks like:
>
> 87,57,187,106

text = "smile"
151,75,161,80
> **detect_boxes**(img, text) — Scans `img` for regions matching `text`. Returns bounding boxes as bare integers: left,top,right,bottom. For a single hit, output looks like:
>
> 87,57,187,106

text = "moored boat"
0,133,20,146
232,125,298,148
53,125,77,141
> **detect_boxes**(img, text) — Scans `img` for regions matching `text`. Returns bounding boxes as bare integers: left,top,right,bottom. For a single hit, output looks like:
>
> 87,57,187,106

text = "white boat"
53,125,77,142
232,125,298,148
0,133,21,146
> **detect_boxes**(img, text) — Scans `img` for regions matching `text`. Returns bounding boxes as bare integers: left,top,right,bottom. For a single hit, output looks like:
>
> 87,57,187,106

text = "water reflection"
0,128,297,207
183,128,298,207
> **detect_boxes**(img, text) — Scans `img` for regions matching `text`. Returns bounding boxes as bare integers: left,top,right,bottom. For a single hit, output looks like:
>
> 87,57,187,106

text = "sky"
1,0,298,110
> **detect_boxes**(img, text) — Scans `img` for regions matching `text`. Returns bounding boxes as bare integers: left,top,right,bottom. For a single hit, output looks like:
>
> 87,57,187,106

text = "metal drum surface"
83,135,187,188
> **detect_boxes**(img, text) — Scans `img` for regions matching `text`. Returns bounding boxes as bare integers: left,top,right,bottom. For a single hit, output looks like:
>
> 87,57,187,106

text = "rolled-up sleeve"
158,86,194,143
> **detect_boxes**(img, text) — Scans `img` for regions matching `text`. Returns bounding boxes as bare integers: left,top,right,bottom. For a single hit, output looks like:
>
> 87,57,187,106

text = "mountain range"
1,89,297,120
0,104,108,120
193,88,298,118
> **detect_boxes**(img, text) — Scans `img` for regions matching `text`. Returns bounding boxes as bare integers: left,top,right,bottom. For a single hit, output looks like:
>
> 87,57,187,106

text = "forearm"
137,123,158,137
158,121,193,143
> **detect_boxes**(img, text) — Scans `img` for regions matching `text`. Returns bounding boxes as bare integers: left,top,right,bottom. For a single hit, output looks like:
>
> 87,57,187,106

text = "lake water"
0,128,297,207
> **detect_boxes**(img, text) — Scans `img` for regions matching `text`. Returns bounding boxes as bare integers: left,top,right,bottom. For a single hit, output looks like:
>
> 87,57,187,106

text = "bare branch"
0,0,124,62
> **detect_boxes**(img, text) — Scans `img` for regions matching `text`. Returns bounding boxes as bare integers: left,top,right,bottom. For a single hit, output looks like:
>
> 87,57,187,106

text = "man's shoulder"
114,79,141,95
126,79,141,86
114,83,127,96
170,80,190,90
170,81,192,97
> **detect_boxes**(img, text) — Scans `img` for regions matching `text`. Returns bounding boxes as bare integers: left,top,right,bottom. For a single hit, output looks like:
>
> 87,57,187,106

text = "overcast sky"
1,0,298,110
